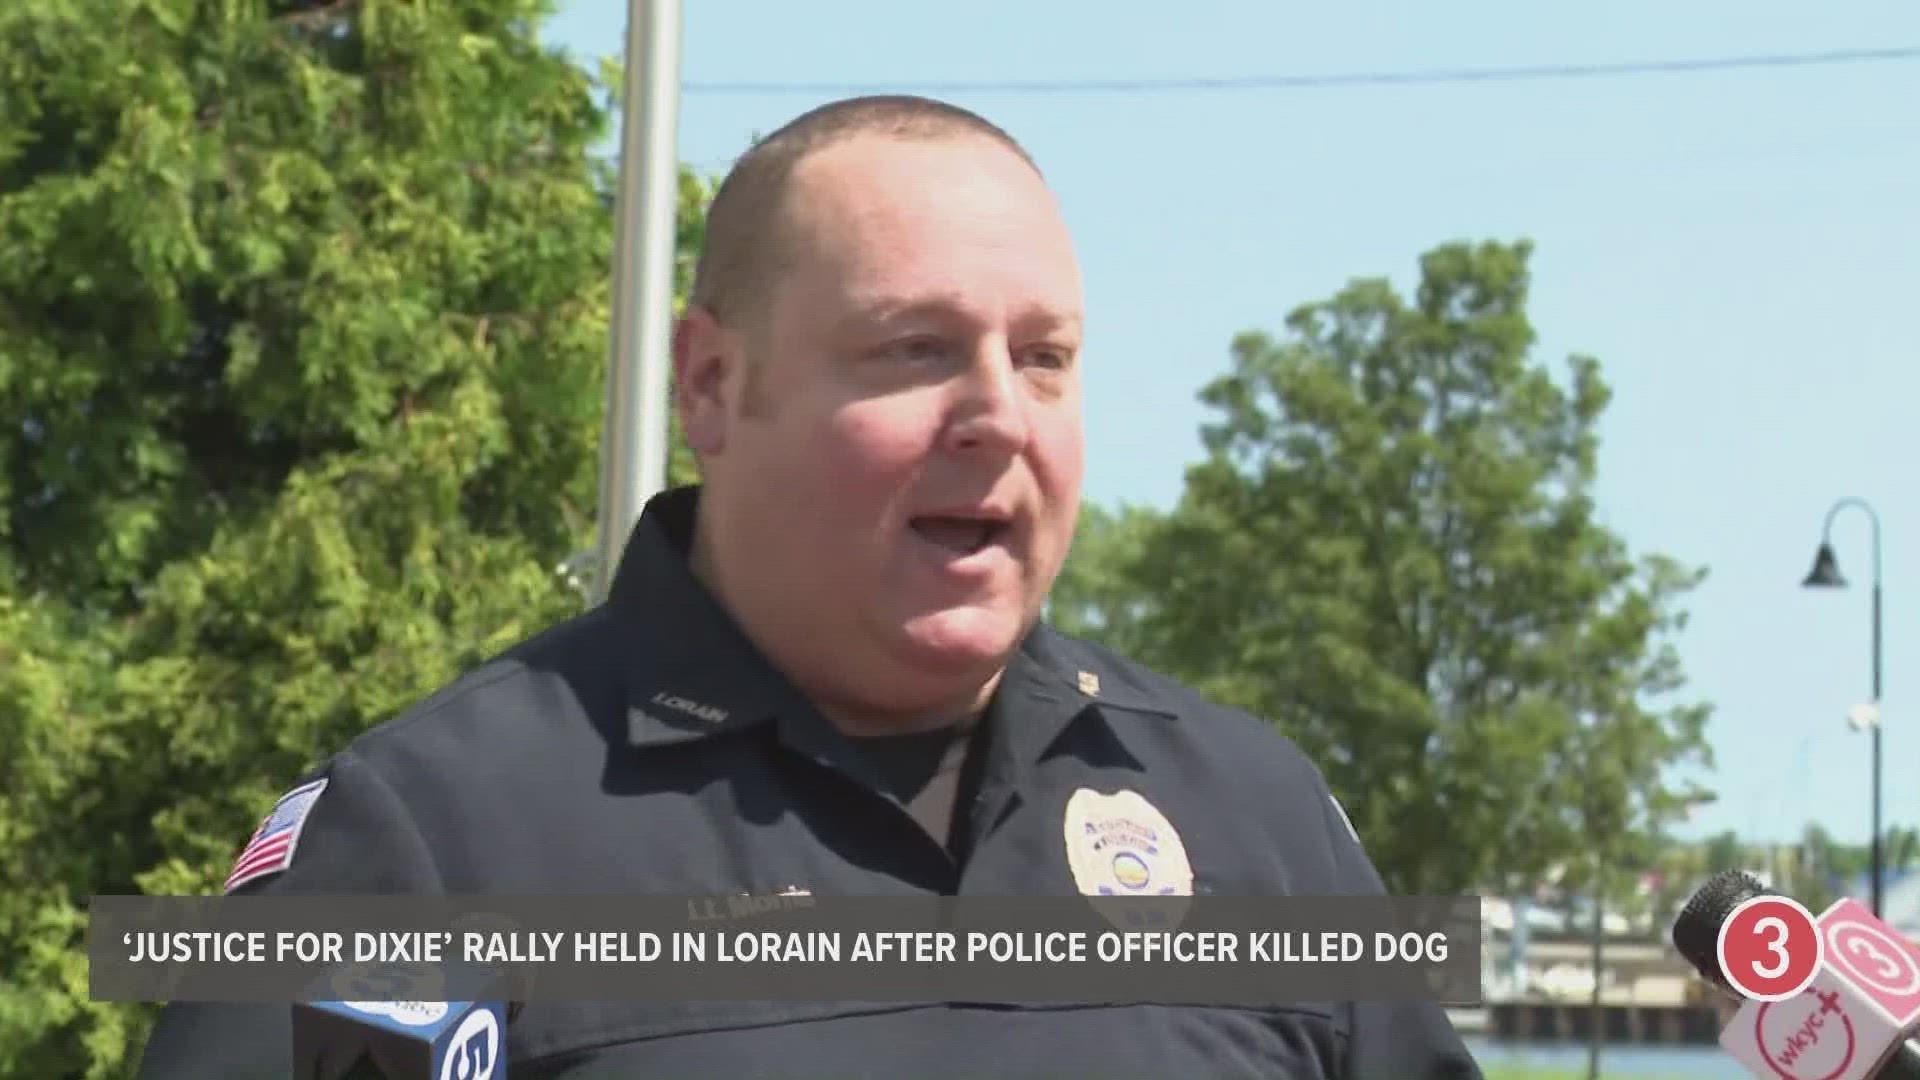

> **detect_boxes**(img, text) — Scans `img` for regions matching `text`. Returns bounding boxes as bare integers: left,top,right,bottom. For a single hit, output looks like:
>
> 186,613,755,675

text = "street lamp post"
1802,497,1884,917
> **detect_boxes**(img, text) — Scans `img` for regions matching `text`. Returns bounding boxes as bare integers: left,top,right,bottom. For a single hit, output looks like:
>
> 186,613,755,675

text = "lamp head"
1803,542,1847,589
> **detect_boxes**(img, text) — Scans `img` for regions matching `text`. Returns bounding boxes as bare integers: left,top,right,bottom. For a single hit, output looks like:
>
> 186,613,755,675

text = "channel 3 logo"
441,1009,500,1080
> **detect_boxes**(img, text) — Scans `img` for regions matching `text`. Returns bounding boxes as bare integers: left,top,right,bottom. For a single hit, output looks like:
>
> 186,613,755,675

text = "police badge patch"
1062,787,1194,898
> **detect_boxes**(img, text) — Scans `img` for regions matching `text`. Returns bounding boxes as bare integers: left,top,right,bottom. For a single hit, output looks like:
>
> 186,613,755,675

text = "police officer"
137,95,1483,1079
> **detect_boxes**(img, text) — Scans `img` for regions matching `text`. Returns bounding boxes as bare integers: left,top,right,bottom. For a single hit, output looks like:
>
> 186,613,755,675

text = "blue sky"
542,0,1918,847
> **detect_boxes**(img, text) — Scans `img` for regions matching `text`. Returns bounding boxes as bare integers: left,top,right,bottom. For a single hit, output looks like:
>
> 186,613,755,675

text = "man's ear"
673,305,738,455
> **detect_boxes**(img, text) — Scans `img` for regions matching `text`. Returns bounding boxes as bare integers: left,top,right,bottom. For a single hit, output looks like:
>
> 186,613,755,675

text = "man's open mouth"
909,516,1011,556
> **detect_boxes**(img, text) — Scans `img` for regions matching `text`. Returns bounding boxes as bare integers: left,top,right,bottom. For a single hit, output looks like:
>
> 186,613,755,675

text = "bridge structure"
1460,929,1731,1045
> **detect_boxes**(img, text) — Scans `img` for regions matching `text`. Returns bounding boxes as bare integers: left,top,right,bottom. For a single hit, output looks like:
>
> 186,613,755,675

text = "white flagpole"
592,0,683,603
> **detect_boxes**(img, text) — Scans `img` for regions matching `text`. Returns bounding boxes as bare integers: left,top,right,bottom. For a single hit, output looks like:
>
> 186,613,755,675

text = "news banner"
128,924,1433,967
90,894,1482,1006
104,876,1920,1080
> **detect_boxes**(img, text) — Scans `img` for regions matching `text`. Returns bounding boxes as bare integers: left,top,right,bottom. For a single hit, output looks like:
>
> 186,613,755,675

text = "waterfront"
1467,1038,1745,1079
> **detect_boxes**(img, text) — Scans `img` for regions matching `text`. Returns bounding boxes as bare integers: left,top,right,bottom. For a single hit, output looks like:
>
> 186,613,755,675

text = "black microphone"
1672,869,1920,1080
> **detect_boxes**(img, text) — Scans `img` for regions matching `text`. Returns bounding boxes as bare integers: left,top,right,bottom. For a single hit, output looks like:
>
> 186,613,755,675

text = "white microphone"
1672,869,1920,1080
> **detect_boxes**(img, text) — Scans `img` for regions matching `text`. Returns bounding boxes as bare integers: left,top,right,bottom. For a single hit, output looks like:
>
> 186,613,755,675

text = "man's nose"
944,342,1031,454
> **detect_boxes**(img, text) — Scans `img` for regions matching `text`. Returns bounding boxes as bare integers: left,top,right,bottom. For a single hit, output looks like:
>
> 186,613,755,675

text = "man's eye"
1022,346,1074,369
881,337,948,361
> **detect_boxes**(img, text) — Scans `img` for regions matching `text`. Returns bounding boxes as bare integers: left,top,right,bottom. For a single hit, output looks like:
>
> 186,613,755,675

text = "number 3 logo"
1828,919,1920,997
1717,895,1823,1002
1751,915,1792,979
1846,935,1902,981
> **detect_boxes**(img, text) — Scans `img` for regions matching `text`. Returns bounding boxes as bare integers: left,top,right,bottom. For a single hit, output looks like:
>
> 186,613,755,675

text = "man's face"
680,133,1085,724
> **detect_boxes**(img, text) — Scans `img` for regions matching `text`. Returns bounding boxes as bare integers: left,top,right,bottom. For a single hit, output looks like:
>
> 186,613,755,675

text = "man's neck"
686,507,1004,738
818,676,1000,738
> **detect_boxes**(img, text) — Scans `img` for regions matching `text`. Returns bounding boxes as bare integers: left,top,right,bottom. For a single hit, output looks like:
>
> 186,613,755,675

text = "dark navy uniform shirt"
137,486,1483,1080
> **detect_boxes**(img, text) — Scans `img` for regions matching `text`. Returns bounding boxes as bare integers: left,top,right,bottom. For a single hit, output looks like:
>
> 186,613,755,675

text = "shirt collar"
607,485,801,747
985,623,1180,788
607,485,1178,771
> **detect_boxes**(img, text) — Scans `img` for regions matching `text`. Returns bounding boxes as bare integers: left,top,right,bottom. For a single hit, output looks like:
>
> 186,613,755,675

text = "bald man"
136,95,1483,1079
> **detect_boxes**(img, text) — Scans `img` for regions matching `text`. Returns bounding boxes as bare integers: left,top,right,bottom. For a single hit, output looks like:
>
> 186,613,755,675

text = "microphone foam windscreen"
1671,868,1770,991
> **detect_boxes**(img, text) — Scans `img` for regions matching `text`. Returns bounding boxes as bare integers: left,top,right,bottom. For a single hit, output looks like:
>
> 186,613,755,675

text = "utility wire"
682,44,1920,95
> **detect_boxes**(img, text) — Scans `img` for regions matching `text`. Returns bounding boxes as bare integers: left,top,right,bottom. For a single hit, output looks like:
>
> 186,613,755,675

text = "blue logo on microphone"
440,1008,501,1080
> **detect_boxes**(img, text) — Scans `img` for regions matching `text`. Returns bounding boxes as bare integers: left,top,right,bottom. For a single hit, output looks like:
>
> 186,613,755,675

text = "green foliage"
1049,501,1161,651
1668,825,1920,920
1701,830,1746,875
0,0,713,1074
1050,239,1715,896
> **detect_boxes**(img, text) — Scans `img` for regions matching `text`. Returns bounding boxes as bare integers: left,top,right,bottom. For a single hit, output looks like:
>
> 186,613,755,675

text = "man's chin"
894,606,1027,670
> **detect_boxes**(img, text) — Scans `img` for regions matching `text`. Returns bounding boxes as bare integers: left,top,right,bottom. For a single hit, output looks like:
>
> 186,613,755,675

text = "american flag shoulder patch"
224,778,329,894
